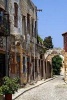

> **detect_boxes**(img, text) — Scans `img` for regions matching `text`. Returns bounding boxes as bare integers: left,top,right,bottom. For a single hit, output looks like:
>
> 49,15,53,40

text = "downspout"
5,0,8,11
5,0,9,76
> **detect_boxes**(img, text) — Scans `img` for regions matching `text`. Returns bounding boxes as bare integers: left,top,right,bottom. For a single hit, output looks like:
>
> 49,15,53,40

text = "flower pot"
0,95,4,100
5,94,12,100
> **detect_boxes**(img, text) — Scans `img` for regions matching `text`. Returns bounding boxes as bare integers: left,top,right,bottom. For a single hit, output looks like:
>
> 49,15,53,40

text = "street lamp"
37,9,42,12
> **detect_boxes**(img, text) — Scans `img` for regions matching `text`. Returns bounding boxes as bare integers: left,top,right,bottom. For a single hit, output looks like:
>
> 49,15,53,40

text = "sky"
32,0,67,48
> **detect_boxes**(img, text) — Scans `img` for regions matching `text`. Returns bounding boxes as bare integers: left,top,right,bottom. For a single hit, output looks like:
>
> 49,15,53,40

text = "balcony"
0,11,10,36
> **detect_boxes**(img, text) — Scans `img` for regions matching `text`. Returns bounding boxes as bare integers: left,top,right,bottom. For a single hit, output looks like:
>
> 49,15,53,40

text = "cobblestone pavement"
15,76,67,100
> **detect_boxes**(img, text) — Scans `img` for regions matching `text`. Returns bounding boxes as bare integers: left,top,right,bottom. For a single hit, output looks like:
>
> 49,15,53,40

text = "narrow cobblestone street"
15,76,67,100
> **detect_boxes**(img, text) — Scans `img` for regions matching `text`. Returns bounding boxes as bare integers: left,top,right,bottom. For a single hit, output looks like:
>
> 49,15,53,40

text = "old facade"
7,0,23,85
62,32,67,81
0,0,52,85
0,0,10,80
20,0,41,83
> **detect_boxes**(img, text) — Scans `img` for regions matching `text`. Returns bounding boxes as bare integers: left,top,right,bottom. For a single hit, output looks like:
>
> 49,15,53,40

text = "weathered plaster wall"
8,0,22,36
0,0,5,9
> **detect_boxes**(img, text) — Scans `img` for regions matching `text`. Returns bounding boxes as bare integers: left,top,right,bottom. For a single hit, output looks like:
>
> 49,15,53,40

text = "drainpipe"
5,0,9,76
5,0,8,11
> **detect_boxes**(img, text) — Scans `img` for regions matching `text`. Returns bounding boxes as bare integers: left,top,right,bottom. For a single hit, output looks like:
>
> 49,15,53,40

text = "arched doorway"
45,50,64,79
46,61,51,78
52,55,64,75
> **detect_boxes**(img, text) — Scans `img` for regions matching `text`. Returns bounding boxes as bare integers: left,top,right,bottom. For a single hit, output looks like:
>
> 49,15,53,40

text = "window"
34,21,37,37
0,11,3,24
27,14,30,34
0,9,10,36
31,18,34,36
23,57,26,73
22,16,26,35
10,55,16,74
14,3,18,27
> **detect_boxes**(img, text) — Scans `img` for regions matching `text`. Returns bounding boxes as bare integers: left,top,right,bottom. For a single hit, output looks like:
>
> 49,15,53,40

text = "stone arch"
45,49,64,78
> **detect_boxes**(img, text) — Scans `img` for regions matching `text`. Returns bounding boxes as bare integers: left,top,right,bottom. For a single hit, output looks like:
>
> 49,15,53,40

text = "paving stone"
14,76,67,100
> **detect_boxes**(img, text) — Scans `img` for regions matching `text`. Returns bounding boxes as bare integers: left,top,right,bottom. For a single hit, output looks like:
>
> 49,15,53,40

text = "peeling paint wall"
8,0,22,36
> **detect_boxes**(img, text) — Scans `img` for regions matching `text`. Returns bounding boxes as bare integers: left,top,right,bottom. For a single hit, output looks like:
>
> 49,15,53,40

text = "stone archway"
44,49,64,78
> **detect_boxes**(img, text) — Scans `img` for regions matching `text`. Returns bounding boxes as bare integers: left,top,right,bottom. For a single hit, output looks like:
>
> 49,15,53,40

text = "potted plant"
1,76,19,100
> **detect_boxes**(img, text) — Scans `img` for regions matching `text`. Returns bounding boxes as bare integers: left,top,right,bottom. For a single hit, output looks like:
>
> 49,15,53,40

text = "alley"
14,76,67,100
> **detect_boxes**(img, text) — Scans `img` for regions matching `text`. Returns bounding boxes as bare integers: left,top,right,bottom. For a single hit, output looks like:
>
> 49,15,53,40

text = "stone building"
36,41,46,80
0,0,52,85
20,0,38,84
3,0,39,84
0,0,10,80
62,32,67,81
7,0,23,85
20,0,46,83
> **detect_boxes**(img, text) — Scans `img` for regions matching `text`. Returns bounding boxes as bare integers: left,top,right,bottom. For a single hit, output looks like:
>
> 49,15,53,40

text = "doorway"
0,53,6,79
27,57,30,82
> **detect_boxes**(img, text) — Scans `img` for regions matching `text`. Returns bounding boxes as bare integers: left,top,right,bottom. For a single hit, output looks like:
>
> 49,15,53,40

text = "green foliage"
52,55,63,75
37,35,43,44
43,36,53,49
0,87,3,95
0,76,19,94
37,34,47,53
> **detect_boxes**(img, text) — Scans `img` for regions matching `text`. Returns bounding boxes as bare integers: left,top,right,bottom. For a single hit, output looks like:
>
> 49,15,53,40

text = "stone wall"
64,52,67,81
8,0,22,36
0,0,5,9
